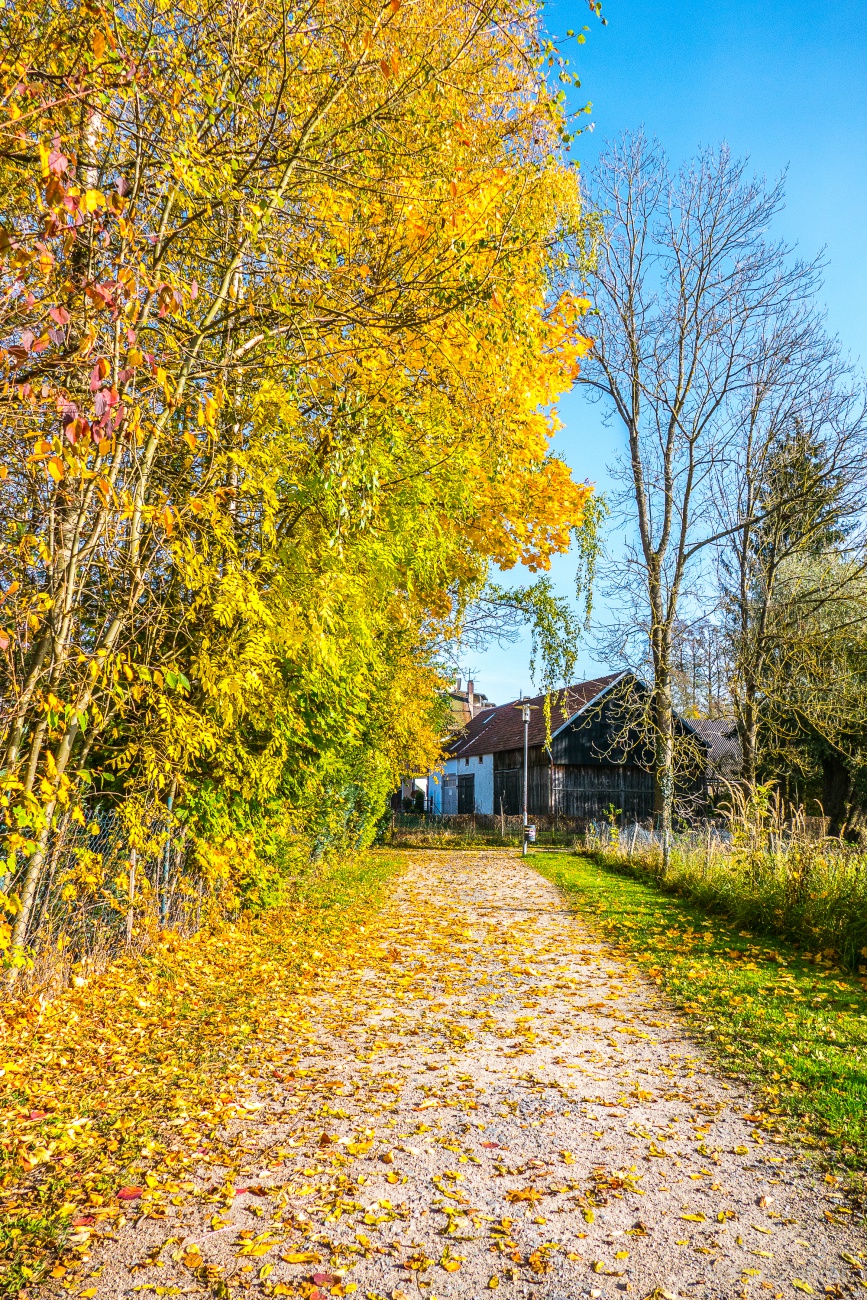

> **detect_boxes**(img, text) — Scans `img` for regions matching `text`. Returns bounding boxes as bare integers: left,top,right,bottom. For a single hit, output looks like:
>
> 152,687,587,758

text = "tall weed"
587,796,867,975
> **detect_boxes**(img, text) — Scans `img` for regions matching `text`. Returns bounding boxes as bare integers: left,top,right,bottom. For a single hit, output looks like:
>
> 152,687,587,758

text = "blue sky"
469,0,867,706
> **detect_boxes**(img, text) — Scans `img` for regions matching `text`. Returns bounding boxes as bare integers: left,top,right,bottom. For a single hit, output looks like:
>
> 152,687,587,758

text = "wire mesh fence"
3,803,204,995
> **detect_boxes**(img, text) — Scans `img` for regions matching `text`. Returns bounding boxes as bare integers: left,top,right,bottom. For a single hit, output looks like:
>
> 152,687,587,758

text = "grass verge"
0,849,402,1294
532,851,867,1173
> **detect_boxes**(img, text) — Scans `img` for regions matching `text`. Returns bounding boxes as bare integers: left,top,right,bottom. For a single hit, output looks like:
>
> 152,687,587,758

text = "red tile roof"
446,673,625,758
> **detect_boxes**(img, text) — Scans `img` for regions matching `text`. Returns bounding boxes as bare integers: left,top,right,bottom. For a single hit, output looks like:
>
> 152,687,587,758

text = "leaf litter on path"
33,852,867,1299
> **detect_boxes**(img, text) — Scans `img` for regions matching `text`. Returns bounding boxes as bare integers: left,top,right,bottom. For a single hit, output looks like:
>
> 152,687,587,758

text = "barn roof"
691,718,742,775
447,673,627,759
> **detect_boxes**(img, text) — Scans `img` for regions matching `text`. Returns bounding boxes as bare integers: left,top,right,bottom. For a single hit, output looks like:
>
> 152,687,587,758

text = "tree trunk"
821,751,855,839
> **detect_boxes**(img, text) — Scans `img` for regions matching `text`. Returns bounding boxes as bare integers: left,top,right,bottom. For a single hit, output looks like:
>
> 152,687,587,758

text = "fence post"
126,848,137,946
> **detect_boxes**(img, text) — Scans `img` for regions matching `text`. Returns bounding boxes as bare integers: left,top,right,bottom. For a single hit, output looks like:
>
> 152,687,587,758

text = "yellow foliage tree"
0,0,595,951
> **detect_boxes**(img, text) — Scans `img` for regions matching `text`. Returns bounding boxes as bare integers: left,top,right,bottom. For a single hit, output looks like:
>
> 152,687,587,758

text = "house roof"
446,673,626,759
691,718,742,775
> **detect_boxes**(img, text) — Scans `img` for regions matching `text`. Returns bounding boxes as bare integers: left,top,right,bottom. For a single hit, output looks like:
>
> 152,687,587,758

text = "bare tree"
713,313,867,790
577,134,824,862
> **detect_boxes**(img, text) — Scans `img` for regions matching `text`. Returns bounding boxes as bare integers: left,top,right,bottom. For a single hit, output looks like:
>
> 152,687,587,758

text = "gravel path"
73,851,865,1300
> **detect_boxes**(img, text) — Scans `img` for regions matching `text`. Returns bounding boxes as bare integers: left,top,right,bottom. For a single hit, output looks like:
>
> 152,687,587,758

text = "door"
493,768,520,815
457,773,475,814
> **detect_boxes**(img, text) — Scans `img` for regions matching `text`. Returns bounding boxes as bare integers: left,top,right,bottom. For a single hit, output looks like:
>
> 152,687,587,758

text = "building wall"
428,754,493,814
475,752,494,813
428,758,457,815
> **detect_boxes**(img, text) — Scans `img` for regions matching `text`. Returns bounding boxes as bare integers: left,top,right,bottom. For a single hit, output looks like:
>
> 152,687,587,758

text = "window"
465,757,470,766
479,755,483,764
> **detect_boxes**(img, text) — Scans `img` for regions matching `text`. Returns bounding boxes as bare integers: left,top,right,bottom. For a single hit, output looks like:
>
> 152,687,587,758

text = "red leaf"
233,1187,249,1196
481,1141,499,1148
49,306,70,326
90,358,110,391
29,1110,48,1121
117,1186,142,1200
72,1215,95,1227
313,1274,338,1287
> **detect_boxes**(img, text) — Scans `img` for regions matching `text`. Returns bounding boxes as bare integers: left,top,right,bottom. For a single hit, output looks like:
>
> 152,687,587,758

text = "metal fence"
7,803,199,990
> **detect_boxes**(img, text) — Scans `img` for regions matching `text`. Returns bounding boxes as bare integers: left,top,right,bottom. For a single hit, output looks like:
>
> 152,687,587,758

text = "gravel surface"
70,851,865,1300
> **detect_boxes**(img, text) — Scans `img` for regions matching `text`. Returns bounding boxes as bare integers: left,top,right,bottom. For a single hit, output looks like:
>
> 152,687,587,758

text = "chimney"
467,679,474,714
456,677,462,692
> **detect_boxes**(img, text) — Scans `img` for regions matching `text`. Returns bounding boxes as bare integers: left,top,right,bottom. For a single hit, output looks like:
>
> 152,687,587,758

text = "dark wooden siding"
550,700,654,768
551,764,654,818
493,768,521,816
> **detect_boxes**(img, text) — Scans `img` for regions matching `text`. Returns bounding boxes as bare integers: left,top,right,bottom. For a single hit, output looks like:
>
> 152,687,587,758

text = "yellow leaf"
281,1252,321,1264
488,1278,499,1290
83,189,105,213
47,457,65,481
792,1283,814,1295
680,1213,706,1222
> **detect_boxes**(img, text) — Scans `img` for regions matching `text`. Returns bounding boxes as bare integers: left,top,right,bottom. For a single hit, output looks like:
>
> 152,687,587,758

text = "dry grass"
579,785,867,974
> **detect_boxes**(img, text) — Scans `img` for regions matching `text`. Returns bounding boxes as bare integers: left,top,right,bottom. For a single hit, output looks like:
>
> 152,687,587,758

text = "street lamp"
514,699,535,856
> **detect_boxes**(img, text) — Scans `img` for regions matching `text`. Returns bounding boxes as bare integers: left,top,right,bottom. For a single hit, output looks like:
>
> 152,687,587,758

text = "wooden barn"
430,671,707,819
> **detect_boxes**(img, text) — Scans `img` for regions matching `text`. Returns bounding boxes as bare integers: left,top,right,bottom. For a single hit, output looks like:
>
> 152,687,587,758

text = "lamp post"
513,699,535,856
521,702,530,855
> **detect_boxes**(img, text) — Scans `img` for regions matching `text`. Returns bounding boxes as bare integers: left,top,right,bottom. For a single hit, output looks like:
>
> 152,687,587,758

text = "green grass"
583,834,867,973
532,851,867,1172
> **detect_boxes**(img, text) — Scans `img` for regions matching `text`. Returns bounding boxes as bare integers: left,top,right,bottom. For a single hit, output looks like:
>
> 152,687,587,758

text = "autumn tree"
0,0,596,954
